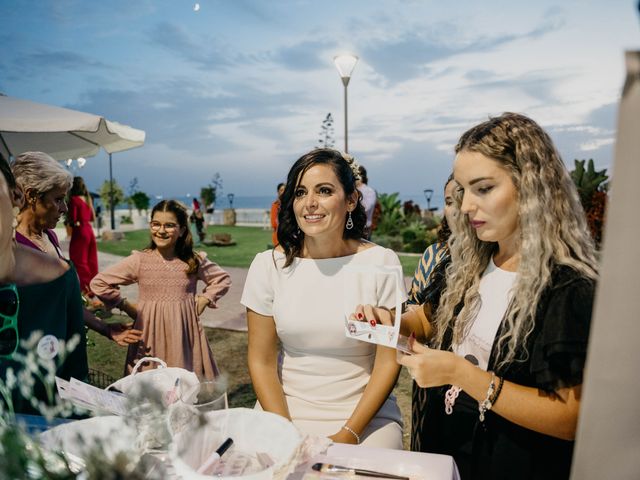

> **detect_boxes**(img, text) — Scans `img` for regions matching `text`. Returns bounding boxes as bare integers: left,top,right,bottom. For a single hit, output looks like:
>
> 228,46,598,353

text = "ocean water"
112,193,445,213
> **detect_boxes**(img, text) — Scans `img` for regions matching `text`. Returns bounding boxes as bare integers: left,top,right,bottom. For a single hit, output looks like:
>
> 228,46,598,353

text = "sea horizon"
112,192,446,213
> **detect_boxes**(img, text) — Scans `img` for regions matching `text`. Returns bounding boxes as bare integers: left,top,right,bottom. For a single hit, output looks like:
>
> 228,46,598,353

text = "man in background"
270,182,285,247
357,165,377,239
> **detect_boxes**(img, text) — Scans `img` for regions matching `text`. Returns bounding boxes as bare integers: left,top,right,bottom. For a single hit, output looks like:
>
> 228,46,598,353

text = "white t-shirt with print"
453,257,517,370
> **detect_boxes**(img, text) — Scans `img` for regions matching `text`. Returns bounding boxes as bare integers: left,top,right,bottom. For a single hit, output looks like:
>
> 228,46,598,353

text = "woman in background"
12,151,141,346
0,155,87,414
67,176,98,296
406,174,457,452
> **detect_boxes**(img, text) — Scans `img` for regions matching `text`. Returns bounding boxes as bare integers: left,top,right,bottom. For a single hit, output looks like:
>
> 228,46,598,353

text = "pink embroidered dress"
90,250,231,378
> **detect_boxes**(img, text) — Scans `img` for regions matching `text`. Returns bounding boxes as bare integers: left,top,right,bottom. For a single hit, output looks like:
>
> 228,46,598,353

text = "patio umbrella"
0,93,145,229
0,93,145,160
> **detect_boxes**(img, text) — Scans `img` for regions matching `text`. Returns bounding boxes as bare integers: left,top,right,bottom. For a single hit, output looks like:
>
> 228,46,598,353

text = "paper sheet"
343,264,404,349
56,376,128,416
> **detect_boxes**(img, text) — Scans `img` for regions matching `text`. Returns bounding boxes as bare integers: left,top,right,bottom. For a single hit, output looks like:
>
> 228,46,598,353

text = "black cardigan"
415,265,596,480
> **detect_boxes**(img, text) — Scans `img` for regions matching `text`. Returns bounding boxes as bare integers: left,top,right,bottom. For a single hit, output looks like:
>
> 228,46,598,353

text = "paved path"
61,240,249,331
61,238,415,334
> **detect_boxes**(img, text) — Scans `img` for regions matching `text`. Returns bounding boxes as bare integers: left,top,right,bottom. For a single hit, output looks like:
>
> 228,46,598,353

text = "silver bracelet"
341,425,361,444
478,371,496,422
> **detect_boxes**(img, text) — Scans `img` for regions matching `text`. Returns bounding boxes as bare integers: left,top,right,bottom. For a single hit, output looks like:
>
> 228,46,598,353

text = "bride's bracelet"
341,425,361,444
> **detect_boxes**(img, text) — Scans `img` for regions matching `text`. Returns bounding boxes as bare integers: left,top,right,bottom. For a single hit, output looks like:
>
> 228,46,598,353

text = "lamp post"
423,188,434,211
227,193,235,209
333,54,358,153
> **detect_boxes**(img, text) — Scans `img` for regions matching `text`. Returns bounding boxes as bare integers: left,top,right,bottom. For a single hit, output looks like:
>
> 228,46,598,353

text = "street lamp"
227,193,235,209
333,54,358,153
423,188,434,211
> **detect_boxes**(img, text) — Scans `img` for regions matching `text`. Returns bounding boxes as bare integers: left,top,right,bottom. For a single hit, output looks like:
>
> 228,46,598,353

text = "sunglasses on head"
0,284,19,358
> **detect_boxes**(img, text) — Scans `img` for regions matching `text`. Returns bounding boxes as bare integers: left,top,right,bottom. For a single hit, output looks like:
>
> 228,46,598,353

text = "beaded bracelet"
342,425,361,444
490,376,505,406
478,372,496,422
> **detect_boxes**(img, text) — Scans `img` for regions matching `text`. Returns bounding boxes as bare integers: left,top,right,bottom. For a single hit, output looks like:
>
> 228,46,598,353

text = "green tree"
99,179,125,219
130,191,150,214
125,177,150,215
317,113,335,149
200,173,223,213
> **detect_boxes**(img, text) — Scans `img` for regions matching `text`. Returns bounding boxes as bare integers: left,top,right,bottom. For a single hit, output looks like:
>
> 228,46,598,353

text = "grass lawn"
93,224,421,448
97,224,421,277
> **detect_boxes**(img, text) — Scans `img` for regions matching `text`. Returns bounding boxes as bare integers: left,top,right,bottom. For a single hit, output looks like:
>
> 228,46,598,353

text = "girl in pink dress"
67,177,98,295
91,200,232,378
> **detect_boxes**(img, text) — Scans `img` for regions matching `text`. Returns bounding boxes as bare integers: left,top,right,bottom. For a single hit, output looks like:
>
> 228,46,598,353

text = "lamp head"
333,54,359,86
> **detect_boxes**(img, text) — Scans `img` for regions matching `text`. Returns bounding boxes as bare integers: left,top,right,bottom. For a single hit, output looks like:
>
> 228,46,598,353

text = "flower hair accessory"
341,152,361,181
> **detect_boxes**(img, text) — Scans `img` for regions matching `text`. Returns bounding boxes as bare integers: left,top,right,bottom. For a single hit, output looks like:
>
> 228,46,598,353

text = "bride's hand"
351,304,394,327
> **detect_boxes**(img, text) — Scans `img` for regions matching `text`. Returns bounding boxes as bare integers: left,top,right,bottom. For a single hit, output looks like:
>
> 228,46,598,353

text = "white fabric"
572,51,640,480
0,94,145,160
453,257,517,370
241,246,405,448
357,183,377,228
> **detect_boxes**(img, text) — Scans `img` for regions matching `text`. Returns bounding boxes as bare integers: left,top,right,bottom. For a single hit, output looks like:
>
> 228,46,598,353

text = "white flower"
5,368,16,390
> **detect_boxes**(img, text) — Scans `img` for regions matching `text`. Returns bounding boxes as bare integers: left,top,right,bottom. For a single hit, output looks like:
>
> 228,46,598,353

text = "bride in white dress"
241,148,404,449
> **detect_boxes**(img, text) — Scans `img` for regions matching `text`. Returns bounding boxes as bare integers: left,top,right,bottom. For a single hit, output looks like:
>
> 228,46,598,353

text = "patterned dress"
91,250,231,378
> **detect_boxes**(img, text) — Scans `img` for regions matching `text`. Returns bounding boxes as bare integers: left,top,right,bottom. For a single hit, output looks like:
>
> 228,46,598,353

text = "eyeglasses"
0,284,19,358
150,221,179,232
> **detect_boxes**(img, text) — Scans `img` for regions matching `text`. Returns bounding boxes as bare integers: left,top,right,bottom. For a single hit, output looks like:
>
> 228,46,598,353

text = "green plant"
120,215,133,225
570,159,609,248
375,193,404,236
200,173,223,213
400,220,432,253
571,159,609,205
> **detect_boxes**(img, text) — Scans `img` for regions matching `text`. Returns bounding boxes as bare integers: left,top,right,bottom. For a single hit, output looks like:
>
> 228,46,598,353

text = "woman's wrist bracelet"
490,375,504,405
478,371,496,422
341,425,361,444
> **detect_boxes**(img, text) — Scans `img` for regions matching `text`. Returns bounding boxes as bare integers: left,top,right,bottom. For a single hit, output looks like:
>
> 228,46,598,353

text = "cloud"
147,22,232,69
25,50,109,71
270,40,334,71
361,15,563,84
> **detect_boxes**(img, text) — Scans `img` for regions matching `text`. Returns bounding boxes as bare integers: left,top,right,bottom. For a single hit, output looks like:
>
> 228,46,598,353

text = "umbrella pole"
109,153,115,230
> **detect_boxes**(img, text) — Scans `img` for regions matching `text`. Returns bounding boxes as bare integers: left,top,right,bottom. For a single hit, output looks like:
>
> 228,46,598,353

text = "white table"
289,443,460,480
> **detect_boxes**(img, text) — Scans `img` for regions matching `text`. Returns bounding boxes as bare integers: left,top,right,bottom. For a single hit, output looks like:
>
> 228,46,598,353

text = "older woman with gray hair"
12,151,141,346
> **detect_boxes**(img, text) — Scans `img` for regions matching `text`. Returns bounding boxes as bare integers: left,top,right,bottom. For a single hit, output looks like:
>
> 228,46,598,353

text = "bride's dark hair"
277,148,366,267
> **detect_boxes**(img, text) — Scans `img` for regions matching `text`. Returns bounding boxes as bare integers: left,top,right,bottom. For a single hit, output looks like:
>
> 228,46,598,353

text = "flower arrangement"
0,331,167,479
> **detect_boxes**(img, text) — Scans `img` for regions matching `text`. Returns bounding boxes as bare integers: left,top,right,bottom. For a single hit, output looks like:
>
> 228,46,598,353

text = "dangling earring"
345,211,354,230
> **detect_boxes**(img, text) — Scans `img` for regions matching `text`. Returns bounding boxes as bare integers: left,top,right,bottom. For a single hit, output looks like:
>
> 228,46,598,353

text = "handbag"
106,356,199,404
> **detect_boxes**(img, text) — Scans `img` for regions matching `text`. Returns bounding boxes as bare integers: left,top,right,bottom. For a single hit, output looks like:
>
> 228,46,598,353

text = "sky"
1,0,638,207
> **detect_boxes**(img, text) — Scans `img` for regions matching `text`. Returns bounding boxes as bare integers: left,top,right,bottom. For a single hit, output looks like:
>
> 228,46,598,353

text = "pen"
166,378,180,405
196,437,234,474
312,462,410,480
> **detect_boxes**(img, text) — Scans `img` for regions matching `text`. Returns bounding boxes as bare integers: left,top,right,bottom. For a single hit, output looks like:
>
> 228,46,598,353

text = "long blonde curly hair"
433,113,598,369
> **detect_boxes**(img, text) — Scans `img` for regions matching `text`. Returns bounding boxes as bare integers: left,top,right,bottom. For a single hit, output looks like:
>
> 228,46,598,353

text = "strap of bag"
131,356,168,375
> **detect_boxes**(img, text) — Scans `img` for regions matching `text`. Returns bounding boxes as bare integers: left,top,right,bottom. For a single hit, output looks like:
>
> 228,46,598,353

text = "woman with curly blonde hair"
356,113,597,478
